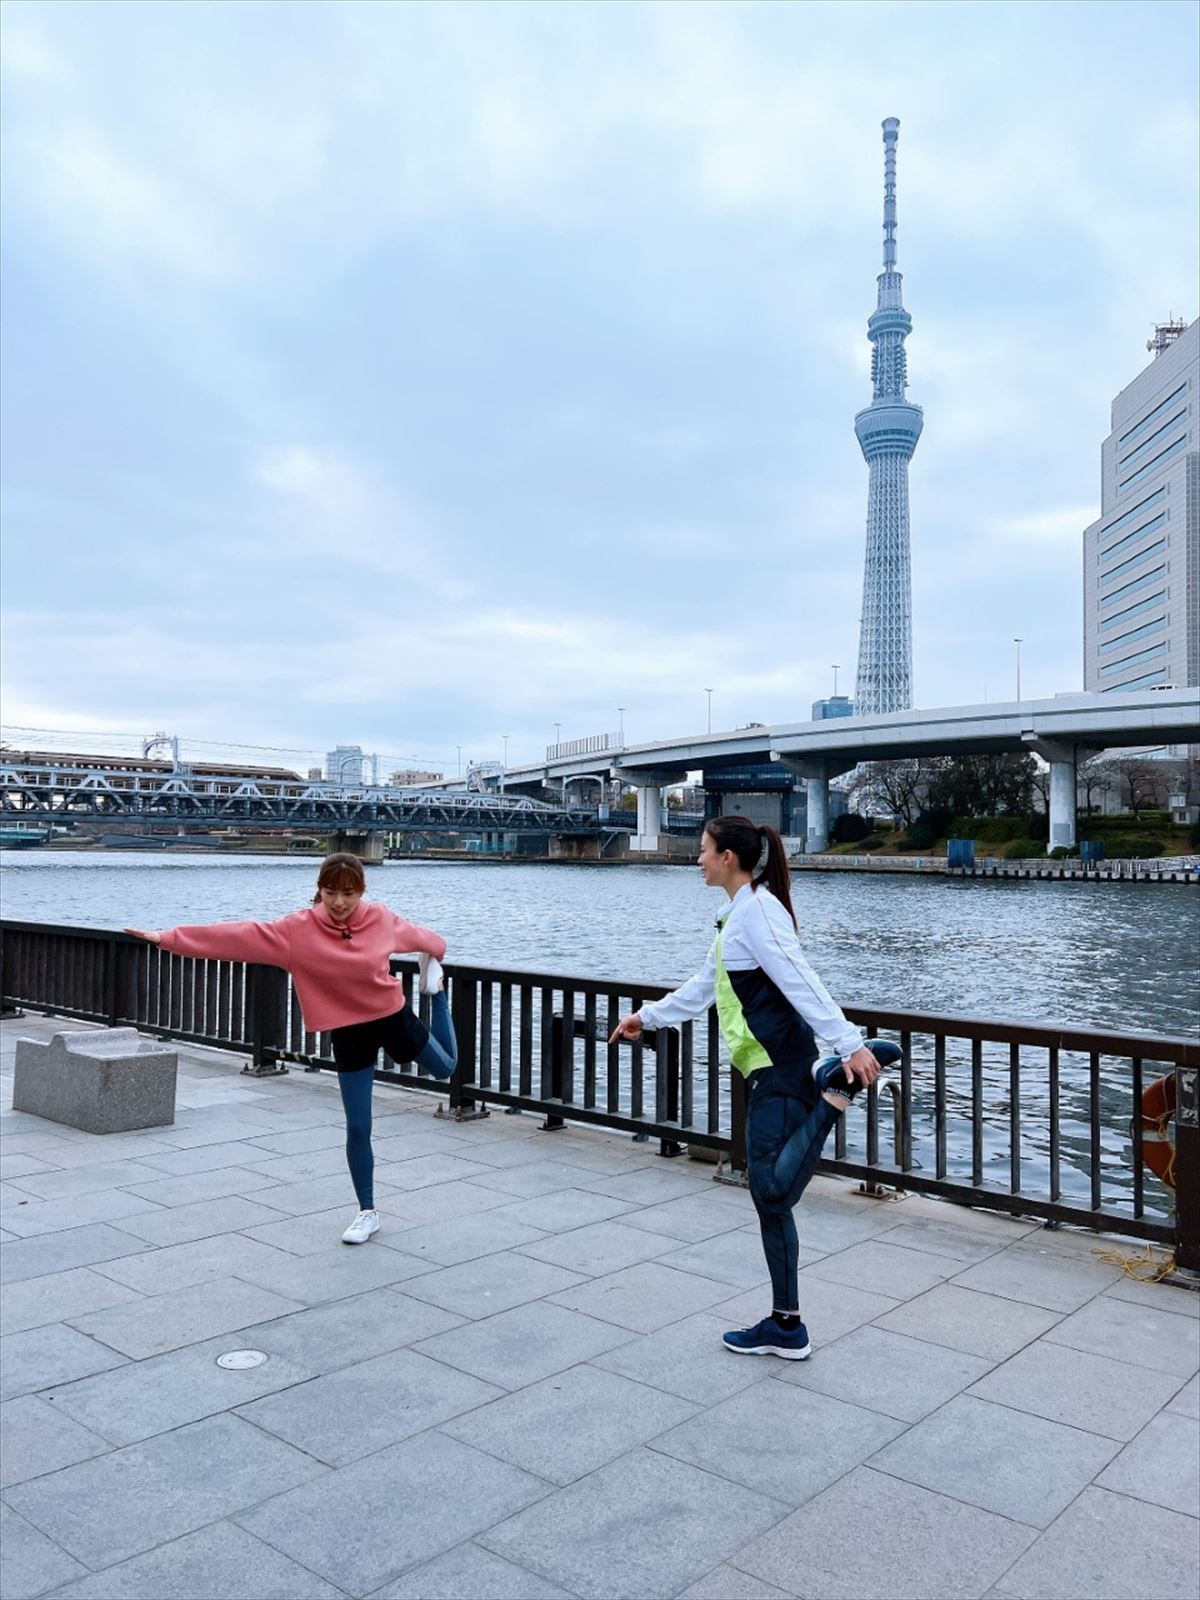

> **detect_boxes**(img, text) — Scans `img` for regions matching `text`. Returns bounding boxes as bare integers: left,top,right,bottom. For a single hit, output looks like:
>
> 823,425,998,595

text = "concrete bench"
13,1028,177,1134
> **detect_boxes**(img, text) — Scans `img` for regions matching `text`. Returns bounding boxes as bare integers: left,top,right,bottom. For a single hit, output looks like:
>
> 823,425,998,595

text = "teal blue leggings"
332,995,458,1209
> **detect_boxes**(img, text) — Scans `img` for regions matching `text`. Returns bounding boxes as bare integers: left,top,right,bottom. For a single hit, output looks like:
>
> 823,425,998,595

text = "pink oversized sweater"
158,901,446,1035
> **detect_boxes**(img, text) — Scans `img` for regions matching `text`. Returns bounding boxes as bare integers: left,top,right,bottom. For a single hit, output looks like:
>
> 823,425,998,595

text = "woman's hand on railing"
838,1045,882,1090
609,1012,644,1044
123,928,163,944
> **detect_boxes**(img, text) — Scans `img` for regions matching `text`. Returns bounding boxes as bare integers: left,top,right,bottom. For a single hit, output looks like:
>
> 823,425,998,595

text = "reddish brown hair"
312,852,367,904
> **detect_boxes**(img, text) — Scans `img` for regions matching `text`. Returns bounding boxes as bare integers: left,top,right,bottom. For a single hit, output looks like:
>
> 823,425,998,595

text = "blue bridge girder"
0,761,612,836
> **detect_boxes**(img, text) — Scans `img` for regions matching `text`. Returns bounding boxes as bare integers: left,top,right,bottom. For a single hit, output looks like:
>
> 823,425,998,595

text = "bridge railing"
2,919,1196,1269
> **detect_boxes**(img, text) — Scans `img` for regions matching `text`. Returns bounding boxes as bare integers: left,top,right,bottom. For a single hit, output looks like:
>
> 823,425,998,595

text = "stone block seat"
12,1027,177,1133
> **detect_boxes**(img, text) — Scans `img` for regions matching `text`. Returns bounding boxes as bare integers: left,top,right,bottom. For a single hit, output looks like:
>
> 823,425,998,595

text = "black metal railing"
2,919,1197,1269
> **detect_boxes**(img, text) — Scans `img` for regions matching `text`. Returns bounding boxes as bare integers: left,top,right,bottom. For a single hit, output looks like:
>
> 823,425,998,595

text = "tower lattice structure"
853,117,923,716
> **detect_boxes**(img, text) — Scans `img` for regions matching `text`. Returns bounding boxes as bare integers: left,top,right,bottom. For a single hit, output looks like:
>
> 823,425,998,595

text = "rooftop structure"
853,117,923,717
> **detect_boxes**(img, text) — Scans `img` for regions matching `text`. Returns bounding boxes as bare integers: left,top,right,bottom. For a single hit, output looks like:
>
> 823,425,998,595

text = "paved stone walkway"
1,1014,1197,1600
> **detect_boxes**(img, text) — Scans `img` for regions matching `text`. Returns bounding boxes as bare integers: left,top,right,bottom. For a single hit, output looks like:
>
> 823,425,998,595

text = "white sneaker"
418,953,445,994
342,1209,379,1244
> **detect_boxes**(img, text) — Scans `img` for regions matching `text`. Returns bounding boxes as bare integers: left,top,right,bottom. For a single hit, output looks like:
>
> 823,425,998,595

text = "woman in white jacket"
612,815,897,1360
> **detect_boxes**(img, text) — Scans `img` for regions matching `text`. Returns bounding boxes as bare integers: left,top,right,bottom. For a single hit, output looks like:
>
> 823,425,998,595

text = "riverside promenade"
1,1014,1197,1600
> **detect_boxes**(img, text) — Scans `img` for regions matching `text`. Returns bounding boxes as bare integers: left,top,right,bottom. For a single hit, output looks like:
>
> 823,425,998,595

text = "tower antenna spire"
853,117,923,716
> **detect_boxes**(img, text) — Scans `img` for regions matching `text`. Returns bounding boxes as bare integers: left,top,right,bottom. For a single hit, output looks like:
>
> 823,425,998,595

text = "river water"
3,851,1197,1216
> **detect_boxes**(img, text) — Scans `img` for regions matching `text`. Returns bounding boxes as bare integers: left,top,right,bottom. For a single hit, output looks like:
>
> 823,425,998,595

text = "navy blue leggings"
333,995,458,1209
745,1061,839,1314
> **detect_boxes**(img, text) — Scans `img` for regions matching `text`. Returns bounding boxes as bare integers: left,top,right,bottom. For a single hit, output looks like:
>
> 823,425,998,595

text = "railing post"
450,972,487,1121
717,1067,749,1186
659,1030,684,1158
542,1014,566,1130
244,965,288,1077
1174,1065,1199,1273
106,935,120,1028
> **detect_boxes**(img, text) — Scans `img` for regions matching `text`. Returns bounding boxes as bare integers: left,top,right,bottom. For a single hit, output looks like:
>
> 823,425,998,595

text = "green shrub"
1103,836,1165,860
951,815,1028,843
1048,845,1075,860
858,834,886,851
1028,811,1049,842
899,815,940,850
1190,819,1200,849
831,813,872,844
1003,838,1045,859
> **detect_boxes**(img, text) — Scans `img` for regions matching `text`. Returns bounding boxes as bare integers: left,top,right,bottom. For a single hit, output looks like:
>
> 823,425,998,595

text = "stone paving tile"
1,1265,145,1335
0,1502,87,1600
789,1200,903,1254
1043,1293,1200,1377
233,1286,465,1371
230,1241,436,1303
150,1116,296,1150
236,1431,547,1597
617,1190,755,1243
43,1330,318,1446
677,1565,795,1600
441,1362,698,1484
130,1138,288,1175
414,1299,633,1389
0,1394,109,1488
577,1166,710,1206
592,1312,771,1405
1102,1276,1200,1319
235,1124,350,1157
0,1188,165,1238
487,1187,638,1234
469,1160,611,1199
224,1172,394,1216
0,1323,128,1401
517,1219,674,1277
111,1194,292,1247
3,1160,168,1201
653,1375,904,1507
548,1261,736,1333
480,1445,790,1600
89,1232,295,1296
5,1413,326,1570
234,1147,355,1183
994,1485,1200,1599
119,1167,287,1207
376,1178,515,1226
241,1205,370,1255
383,1209,549,1266
730,1463,1036,1600
713,1276,901,1347
1095,1410,1200,1516
951,1244,1123,1312
0,1132,177,1167
237,1346,502,1465
801,1237,959,1299
370,1540,575,1599
38,1520,347,1599
874,1283,1063,1361
68,1276,304,1359
373,1152,498,1190
966,1339,1186,1440
403,1249,585,1318
1167,1371,1199,1416
869,1392,1120,1528
0,1153,56,1177
878,1215,1020,1264
777,1324,992,1421
656,1230,772,1289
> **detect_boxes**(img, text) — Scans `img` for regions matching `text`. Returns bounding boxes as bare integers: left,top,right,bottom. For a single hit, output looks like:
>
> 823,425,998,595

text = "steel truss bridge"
0,758,609,836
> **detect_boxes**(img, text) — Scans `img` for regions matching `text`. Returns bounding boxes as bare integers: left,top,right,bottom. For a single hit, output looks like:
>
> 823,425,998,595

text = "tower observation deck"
853,116,923,715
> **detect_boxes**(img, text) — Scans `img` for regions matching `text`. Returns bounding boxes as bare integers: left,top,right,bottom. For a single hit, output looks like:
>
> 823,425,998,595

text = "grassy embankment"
826,812,1197,861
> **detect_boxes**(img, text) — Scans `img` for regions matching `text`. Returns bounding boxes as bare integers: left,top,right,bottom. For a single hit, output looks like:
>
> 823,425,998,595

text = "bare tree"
1109,758,1171,819
845,759,939,829
1077,757,1115,816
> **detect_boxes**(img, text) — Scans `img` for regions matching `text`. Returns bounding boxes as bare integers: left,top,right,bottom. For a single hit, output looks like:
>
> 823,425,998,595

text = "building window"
1100,641,1167,677
1096,486,1166,541
1100,538,1166,583
1103,669,1168,692
1099,617,1167,652
1118,410,1189,467
1117,382,1188,446
1100,512,1167,561
1100,590,1167,630
1118,434,1188,490
1100,564,1167,607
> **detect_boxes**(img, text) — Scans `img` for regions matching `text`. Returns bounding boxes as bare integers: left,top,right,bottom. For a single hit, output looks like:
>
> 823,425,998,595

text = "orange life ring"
1140,1074,1176,1189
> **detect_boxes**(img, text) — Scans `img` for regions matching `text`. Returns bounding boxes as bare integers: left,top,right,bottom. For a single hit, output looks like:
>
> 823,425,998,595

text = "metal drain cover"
216,1349,267,1370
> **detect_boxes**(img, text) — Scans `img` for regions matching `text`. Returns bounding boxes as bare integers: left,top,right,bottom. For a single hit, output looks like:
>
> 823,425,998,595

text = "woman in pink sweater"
125,853,455,1245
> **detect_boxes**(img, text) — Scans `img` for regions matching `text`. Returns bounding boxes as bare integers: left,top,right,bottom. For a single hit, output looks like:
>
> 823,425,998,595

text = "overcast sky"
2,0,1196,777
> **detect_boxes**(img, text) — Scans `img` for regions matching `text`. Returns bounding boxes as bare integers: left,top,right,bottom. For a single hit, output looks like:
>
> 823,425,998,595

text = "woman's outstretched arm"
609,944,718,1042
125,918,295,967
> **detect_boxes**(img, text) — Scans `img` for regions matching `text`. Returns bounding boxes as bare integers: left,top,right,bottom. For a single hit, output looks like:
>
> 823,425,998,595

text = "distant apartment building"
1083,318,1199,696
325,744,365,785
811,695,855,721
388,768,443,786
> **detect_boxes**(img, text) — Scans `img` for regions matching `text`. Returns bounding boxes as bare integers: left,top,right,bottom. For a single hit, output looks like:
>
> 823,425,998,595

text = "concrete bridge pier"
1024,739,1100,854
329,831,385,865
774,755,856,853
618,767,687,853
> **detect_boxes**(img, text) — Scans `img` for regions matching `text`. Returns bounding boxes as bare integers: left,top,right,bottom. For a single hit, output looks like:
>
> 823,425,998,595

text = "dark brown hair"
312,852,367,904
702,815,796,927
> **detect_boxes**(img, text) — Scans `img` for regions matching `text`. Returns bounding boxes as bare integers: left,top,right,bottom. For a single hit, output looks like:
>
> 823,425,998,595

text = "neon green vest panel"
714,926,772,1078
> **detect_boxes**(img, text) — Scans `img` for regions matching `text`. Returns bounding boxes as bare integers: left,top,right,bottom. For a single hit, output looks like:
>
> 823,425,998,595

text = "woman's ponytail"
751,824,796,927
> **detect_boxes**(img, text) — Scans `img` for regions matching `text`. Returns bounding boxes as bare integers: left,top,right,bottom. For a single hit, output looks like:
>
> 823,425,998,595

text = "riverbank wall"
789,852,1199,882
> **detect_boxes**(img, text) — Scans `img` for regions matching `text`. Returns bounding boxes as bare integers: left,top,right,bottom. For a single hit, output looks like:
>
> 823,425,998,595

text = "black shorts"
330,1007,431,1073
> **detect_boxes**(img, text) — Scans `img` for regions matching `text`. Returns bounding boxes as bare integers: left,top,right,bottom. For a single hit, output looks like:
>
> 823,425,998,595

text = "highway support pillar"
1023,739,1101,856
615,767,688,853
772,754,856,854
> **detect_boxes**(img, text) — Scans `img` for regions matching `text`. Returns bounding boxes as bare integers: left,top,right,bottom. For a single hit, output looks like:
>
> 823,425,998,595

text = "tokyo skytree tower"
853,117,923,715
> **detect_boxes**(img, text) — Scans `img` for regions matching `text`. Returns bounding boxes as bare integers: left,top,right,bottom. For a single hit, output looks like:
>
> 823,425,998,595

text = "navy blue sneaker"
722,1316,812,1360
815,1037,903,1100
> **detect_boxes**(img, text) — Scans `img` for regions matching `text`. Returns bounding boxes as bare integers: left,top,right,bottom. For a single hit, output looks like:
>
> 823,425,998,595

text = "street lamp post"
705,688,713,735
502,735,509,791
617,707,625,745
1013,638,1023,702
832,665,840,698
554,722,561,748
455,745,461,780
